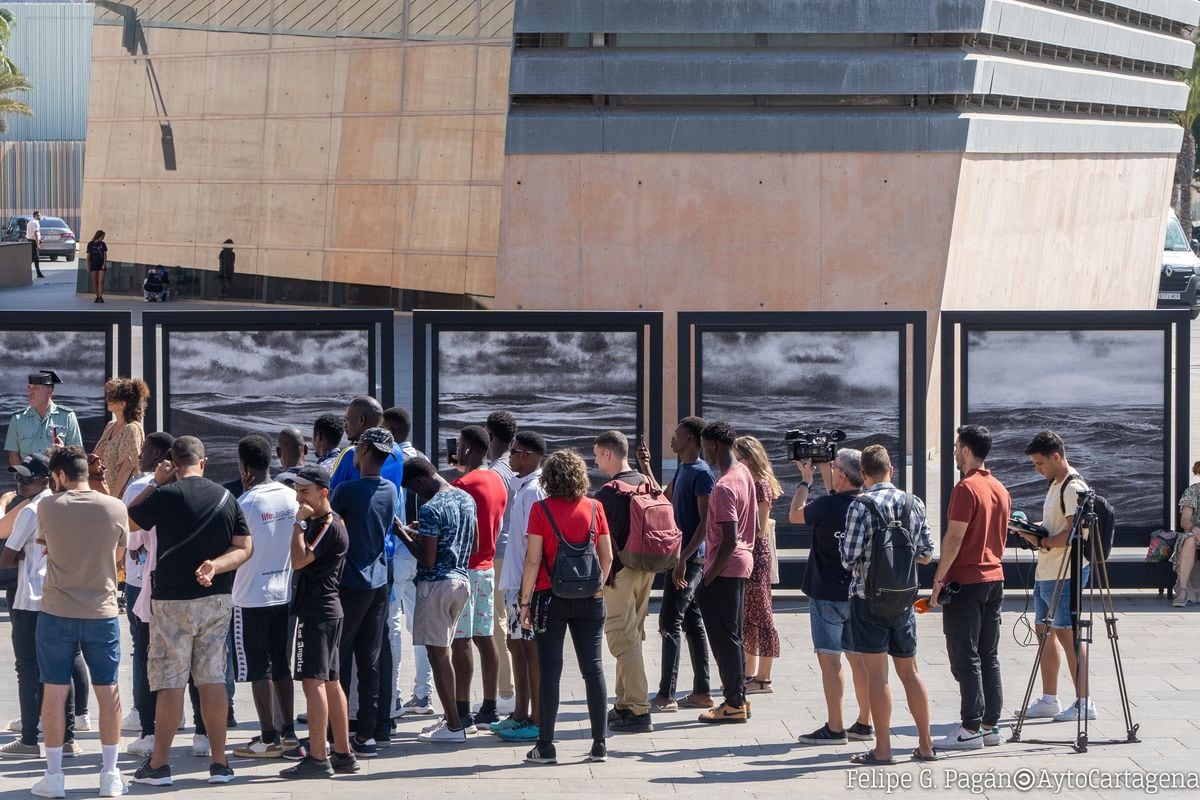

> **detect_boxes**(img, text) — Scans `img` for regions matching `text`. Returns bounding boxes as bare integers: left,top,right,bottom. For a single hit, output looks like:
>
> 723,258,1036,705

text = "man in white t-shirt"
227,435,300,758
25,212,44,279
0,454,71,757
1015,431,1096,723
120,432,175,756
484,411,518,714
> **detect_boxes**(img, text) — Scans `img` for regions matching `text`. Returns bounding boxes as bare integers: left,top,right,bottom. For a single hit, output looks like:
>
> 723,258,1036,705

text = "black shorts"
232,604,293,682
88,260,104,272
847,595,918,658
294,617,342,682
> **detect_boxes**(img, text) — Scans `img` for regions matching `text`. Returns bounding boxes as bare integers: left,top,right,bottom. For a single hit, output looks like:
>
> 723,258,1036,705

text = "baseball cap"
9,453,50,479
289,466,330,489
358,427,395,455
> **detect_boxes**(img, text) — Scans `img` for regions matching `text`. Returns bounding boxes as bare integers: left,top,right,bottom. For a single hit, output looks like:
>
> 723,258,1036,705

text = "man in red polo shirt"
450,425,508,730
930,425,1010,750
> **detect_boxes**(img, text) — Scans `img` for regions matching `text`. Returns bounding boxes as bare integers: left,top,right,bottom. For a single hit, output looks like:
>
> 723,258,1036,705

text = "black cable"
1011,542,1037,647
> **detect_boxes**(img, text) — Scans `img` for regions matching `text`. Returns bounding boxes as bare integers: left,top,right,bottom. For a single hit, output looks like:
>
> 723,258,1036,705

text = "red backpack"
604,480,682,572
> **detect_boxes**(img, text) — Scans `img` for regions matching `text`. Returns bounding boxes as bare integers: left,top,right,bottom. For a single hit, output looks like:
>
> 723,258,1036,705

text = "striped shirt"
839,481,933,599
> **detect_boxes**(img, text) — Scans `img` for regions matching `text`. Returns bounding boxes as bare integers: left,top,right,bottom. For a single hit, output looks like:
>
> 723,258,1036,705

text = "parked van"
1157,208,1200,318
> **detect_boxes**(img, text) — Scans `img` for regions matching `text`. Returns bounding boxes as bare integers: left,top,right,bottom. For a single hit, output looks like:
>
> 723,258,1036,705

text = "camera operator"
929,425,1009,750
788,450,873,746
1017,431,1094,723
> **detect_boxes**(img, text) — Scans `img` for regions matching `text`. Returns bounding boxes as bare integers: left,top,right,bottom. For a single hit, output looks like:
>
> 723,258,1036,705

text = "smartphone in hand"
445,437,459,466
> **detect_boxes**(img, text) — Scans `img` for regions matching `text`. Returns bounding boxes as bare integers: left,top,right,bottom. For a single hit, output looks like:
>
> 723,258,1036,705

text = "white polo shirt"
25,218,39,241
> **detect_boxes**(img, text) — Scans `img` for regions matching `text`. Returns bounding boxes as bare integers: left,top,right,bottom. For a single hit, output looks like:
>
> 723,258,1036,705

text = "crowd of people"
0,369,1118,794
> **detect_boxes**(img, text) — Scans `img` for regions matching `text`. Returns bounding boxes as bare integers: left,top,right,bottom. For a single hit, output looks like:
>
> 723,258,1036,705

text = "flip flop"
911,748,940,762
850,751,897,766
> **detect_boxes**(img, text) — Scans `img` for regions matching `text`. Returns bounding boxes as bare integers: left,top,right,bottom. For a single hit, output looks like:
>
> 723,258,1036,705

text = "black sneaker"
610,712,652,733
208,763,235,784
280,755,334,779
589,740,607,763
606,707,628,724
281,739,308,761
524,743,557,765
798,723,848,745
330,752,360,774
847,722,875,741
131,759,172,786
374,733,392,749
473,707,501,726
349,736,376,759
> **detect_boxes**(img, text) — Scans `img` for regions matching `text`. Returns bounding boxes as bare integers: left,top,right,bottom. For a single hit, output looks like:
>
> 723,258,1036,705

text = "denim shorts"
1033,566,1090,630
846,596,917,658
36,613,121,686
809,598,853,654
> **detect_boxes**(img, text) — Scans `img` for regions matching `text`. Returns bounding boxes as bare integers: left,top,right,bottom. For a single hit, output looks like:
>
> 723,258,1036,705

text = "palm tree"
0,8,31,131
1173,48,1200,232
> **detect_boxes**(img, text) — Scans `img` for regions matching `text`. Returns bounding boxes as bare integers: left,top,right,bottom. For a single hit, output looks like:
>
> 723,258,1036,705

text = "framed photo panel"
0,311,132,452
678,312,927,550
940,311,1190,545
413,311,664,487
143,310,394,485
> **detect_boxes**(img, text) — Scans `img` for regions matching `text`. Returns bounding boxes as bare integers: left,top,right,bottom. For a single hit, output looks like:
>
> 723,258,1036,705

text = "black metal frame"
940,310,1190,546
413,311,664,475
0,311,133,448
142,310,395,433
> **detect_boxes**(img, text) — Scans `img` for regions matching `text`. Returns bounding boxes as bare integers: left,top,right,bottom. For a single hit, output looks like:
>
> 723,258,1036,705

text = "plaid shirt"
839,481,933,599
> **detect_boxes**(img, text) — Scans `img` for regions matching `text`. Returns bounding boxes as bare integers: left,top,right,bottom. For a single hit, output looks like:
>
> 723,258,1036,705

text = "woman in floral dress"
733,436,782,694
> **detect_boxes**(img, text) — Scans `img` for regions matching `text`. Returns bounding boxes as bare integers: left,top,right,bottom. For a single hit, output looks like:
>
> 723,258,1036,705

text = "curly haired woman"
93,378,149,496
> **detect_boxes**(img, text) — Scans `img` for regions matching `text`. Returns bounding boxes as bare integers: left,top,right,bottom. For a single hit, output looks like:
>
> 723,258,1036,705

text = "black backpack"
1060,473,1115,563
856,492,920,617
539,499,603,599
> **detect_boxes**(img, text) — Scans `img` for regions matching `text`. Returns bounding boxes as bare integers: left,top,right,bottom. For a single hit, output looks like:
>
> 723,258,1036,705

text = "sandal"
911,748,940,762
1173,588,1189,607
850,751,897,766
745,679,774,695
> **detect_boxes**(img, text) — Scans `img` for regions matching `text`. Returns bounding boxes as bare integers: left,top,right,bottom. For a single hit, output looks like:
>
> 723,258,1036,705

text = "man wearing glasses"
787,449,874,746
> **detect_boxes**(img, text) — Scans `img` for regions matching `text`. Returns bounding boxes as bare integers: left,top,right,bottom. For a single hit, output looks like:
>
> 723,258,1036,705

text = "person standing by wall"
87,231,107,303
218,240,235,299
27,211,44,279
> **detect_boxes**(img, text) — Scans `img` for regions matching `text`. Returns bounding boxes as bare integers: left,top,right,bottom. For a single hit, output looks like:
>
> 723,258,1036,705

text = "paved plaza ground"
0,593,1193,799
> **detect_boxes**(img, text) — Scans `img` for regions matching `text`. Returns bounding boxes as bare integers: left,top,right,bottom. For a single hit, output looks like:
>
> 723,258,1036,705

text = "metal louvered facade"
506,0,1199,154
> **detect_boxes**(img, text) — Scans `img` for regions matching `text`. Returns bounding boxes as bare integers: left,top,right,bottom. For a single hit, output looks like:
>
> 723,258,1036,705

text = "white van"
1157,208,1200,318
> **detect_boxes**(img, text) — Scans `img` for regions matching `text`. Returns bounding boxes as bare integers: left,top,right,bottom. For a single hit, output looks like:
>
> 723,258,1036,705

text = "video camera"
1008,512,1049,551
784,429,846,463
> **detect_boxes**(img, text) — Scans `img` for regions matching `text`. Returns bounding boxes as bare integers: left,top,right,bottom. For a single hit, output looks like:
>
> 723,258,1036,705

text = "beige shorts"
148,595,234,691
413,576,470,648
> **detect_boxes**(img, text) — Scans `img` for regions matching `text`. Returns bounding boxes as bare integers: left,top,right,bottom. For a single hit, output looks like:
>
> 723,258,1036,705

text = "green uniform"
4,401,82,457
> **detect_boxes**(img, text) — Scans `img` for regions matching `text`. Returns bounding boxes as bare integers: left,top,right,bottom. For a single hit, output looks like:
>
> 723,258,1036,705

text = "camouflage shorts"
148,595,233,691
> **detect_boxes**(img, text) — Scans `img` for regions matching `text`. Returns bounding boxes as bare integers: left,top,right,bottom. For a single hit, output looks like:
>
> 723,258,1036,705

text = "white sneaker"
417,721,467,744
7,718,21,733
120,710,140,733
982,726,1004,746
31,771,65,799
400,696,435,717
127,735,155,757
75,714,92,732
1053,700,1097,722
1024,697,1062,719
496,695,516,716
933,725,985,750
99,769,128,797
192,734,210,757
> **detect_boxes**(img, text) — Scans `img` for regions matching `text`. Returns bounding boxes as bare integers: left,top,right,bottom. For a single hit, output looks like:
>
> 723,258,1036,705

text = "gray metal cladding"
2,2,93,141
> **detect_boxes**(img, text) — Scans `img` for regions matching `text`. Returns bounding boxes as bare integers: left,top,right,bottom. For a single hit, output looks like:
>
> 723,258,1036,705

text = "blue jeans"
36,613,120,686
125,585,155,736
392,555,432,699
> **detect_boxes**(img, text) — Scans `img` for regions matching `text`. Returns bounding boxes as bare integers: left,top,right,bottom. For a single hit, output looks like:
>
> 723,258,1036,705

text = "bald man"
276,428,308,471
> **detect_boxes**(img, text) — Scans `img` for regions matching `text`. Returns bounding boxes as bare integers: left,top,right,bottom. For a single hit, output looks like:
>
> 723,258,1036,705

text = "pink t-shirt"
704,462,757,579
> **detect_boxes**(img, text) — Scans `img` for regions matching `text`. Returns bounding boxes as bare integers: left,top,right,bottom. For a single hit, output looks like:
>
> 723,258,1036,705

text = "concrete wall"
81,2,512,302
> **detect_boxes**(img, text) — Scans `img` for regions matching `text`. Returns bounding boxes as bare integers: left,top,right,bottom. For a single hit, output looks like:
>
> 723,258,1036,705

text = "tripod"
1010,491,1139,752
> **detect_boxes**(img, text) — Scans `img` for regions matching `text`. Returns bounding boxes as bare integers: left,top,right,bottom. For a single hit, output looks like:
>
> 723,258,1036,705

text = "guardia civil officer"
5,371,82,467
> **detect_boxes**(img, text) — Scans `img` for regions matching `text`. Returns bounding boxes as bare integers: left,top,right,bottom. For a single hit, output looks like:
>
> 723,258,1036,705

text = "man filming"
929,425,1009,750
1015,431,1094,723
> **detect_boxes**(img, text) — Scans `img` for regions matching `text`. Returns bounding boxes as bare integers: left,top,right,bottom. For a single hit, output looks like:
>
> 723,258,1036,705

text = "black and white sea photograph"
699,330,903,541
436,329,640,487
0,330,109,449
966,329,1165,528
165,329,370,484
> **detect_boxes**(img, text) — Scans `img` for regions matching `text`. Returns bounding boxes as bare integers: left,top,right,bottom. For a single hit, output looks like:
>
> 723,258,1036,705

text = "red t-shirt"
705,462,757,579
452,469,508,571
944,468,1011,585
526,497,610,593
